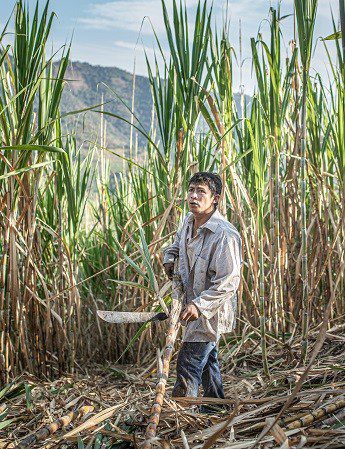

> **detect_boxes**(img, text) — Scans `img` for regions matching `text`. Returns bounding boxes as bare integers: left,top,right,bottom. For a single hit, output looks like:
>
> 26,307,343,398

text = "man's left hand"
180,303,200,323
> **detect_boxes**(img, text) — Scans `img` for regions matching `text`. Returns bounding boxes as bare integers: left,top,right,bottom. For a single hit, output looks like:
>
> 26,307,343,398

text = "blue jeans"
171,342,225,400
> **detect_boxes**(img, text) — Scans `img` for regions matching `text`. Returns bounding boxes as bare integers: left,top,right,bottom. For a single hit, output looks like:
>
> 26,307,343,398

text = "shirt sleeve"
163,228,181,264
192,231,242,319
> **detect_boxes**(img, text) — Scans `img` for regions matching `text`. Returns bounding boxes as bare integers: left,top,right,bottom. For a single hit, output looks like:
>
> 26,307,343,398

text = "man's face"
187,182,219,215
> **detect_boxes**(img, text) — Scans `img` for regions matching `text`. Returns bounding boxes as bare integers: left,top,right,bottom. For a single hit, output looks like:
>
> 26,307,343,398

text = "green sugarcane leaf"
196,97,221,140
1,144,65,154
279,14,293,21
137,225,158,294
0,409,8,422
0,160,54,180
0,418,15,430
322,31,342,41
114,321,151,364
25,383,33,410
122,254,149,282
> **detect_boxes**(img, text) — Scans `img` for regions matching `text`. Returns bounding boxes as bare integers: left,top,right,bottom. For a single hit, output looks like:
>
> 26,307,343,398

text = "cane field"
0,0,344,447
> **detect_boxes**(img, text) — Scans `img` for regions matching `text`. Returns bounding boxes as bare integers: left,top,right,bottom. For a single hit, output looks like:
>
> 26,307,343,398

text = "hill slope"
61,61,152,151
61,61,247,156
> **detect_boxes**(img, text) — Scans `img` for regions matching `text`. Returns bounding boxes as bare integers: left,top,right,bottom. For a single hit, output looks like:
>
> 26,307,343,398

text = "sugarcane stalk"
14,405,94,449
285,398,345,430
142,262,183,449
294,0,318,363
259,234,269,377
0,203,10,385
299,67,309,362
322,407,345,426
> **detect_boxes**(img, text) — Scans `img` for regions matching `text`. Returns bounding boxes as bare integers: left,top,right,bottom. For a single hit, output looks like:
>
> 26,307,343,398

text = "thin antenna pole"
100,93,104,148
239,18,245,133
129,58,136,159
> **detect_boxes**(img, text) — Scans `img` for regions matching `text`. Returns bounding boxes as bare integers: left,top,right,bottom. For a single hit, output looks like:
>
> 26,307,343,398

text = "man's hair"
188,172,223,204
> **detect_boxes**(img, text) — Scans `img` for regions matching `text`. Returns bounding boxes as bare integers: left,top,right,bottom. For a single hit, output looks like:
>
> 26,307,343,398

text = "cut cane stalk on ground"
0,0,343,379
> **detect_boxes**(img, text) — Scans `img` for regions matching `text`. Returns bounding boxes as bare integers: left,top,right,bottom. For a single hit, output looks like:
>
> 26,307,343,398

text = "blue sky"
0,1,340,93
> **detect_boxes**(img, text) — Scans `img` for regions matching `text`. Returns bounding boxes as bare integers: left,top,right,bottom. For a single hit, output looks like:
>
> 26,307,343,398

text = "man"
163,172,242,410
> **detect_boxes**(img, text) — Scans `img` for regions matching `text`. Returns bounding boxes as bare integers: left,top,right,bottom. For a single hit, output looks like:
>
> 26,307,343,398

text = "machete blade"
96,310,168,324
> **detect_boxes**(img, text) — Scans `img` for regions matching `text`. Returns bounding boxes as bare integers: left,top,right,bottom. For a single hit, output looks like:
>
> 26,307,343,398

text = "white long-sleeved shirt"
163,210,242,342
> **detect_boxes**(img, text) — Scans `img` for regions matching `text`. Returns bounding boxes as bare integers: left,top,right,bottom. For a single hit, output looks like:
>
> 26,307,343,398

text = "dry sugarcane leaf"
62,405,123,439
295,435,307,449
180,430,190,449
265,417,290,447
65,396,83,409
200,404,240,449
215,429,300,448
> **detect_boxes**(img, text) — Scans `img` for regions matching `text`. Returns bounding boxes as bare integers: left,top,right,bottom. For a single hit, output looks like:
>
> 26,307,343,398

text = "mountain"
60,61,248,163
61,61,153,155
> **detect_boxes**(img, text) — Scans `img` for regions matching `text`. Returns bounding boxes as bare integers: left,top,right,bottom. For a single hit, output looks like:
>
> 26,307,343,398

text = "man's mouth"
189,202,199,206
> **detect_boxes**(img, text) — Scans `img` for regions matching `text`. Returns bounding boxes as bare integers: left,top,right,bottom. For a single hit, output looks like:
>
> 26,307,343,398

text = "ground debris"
1,330,345,448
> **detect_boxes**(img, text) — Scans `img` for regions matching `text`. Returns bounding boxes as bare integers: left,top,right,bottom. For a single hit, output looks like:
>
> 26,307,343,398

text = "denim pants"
171,342,225,399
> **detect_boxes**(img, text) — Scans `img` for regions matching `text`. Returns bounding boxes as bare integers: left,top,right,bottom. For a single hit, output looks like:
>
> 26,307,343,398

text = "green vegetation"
0,0,344,383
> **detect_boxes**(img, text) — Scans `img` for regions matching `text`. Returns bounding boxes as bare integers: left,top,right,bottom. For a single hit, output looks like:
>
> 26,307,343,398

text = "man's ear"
213,194,220,205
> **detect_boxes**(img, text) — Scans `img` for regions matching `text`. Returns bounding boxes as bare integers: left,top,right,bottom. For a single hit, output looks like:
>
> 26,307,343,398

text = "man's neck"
192,208,215,230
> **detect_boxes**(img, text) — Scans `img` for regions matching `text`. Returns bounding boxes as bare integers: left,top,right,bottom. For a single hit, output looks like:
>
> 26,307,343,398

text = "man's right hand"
163,262,174,280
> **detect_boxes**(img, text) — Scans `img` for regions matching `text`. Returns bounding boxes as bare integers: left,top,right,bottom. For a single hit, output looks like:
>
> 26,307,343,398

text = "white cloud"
114,40,137,50
113,39,169,65
114,39,168,55
79,1,163,35
79,0,199,35
73,0,341,92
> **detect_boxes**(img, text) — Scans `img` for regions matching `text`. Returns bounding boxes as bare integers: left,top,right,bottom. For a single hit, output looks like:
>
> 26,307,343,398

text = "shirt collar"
186,209,223,233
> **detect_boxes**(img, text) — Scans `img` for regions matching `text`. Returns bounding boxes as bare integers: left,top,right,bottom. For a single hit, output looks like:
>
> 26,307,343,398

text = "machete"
96,310,169,324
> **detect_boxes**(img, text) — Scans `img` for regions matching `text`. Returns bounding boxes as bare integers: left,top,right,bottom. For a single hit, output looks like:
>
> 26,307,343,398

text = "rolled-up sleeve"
192,232,242,319
163,228,181,264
